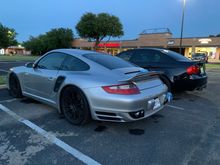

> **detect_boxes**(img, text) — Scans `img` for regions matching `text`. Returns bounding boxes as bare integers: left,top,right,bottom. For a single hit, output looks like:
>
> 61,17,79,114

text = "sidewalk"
208,59,220,64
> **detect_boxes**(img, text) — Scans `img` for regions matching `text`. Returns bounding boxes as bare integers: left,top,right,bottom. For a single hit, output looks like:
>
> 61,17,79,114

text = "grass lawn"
0,76,6,85
0,55,40,61
206,63,220,69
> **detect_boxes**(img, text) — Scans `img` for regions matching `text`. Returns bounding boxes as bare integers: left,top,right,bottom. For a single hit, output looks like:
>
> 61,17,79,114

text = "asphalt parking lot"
0,67,220,165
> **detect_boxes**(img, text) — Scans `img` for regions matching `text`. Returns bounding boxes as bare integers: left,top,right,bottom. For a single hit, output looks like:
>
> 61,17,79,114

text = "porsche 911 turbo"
7,49,169,125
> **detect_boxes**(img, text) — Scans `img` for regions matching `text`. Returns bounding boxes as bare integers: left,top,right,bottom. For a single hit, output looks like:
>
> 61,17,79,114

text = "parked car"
191,53,208,63
7,49,169,125
116,48,207,92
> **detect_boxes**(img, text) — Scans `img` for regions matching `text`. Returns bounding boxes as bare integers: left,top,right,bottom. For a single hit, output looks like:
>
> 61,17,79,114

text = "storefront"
167,37,220,61
72,28,220,62
96,42,122,55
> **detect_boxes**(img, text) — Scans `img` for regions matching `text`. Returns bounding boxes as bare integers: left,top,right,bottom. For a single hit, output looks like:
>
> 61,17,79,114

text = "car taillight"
186,65,200,75
102,83,140,95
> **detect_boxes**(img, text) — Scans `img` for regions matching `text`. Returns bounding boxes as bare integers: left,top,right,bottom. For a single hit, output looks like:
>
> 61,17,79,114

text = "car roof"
49,49,97,56
119,48,166,52
133,48,165,51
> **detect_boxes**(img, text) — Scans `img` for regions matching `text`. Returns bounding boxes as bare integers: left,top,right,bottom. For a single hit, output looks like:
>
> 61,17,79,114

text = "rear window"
83,53,135,70
161,50,191,62
193,53,206,57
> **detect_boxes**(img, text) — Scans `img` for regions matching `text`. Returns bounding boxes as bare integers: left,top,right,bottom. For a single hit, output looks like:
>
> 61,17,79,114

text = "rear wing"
119,71,163,83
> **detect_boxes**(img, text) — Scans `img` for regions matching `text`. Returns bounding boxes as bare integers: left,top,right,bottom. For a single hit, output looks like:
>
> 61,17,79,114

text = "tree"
23,35,46,55
76,13,124,49
23,28,74,55
45,28,74,50
0,23,18,49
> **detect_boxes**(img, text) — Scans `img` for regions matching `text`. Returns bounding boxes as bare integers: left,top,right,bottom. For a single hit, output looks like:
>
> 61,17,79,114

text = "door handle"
48,77,54,81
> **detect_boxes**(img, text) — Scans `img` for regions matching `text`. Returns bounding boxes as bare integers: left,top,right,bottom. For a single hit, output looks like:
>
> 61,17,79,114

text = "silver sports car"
7,49,168,125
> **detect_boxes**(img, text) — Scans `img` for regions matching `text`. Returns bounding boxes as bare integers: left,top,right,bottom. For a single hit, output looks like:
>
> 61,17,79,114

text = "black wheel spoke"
61,87,90,125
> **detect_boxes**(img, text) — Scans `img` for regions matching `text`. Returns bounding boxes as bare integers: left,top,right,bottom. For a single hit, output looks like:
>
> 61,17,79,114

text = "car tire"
60,86,91,125
9,73,23,98
160,76,172,92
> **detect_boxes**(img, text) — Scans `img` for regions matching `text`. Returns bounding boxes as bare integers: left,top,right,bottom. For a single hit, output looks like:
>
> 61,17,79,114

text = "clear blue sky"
0,0,219,42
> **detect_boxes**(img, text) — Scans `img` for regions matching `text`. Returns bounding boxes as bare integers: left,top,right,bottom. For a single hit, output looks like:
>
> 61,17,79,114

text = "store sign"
198,39,212,44
98,42,120,48
167,40,175,45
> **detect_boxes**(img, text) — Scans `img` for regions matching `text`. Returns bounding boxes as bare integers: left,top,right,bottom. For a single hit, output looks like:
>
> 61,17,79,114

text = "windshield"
83,53,135,70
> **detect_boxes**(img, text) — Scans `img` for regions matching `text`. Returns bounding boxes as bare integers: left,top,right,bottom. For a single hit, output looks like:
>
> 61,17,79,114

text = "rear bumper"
175,75,208,91
83,84,168,122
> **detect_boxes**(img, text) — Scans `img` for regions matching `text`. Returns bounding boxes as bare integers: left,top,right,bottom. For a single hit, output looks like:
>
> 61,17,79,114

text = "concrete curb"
0,60,34,63
0,85,6,89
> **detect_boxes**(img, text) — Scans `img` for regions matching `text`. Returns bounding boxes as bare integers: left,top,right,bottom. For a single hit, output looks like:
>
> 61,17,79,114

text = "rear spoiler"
119,71,163,82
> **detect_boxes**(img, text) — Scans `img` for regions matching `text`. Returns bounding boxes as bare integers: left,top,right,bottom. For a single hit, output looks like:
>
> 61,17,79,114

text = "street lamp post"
179,0,186,55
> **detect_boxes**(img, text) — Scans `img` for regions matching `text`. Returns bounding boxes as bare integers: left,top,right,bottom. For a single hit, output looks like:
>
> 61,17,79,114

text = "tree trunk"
94,40,100,51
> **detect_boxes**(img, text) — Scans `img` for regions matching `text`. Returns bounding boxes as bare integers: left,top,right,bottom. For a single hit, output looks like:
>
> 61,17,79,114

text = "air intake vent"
98,116,122,121
95,111,116,116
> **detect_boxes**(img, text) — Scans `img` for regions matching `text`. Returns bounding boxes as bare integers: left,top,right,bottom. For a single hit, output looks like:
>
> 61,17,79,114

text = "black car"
116,48,207,92
191,53,208,63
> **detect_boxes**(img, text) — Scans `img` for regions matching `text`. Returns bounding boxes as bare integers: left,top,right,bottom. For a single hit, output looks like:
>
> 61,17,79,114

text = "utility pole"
179,0,186,55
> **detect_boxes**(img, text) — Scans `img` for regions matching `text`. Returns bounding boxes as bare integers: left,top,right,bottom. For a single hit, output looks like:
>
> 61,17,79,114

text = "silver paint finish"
7,49,168,122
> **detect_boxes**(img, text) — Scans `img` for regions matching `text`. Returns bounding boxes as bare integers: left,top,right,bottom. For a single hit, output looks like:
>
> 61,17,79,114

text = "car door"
23,52,66,99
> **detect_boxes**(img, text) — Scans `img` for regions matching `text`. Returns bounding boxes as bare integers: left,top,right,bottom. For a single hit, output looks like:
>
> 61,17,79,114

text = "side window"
37,52,66,70
129,50,153,67
117,51,133,61
61,55,90,71
152,51,173,63
131,50,172,64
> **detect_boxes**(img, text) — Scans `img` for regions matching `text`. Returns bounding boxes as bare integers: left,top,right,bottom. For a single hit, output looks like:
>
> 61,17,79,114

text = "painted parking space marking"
0,104,101,165
0,98,18,103
166,104,184,110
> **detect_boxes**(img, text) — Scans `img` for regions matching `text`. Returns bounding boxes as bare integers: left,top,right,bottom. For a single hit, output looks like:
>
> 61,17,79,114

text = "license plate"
153,98,161,110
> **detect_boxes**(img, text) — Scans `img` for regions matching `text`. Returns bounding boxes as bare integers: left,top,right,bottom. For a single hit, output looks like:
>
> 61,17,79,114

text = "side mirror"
25,62,35,68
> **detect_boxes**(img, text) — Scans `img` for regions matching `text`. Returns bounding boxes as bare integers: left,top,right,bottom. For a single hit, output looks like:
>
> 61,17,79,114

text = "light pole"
179,0,186,55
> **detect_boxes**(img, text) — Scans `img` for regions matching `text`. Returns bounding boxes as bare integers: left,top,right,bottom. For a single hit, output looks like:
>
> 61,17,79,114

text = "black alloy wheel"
60,86,90,125
9,73,23,98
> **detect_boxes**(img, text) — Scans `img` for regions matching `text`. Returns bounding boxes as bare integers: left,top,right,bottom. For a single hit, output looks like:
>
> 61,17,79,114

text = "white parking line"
0,104,101,165
166,105,185,110
0,98,18,103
